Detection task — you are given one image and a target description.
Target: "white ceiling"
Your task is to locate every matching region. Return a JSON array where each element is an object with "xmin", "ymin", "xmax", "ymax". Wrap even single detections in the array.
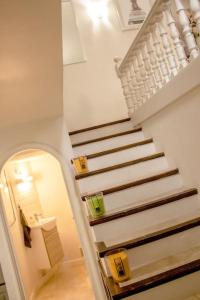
[{"xmin": 0, "ymin": 0, "xmax": 63, "ymax": 129}]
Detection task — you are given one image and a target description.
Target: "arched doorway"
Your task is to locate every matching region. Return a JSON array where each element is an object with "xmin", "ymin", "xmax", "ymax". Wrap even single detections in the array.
[{"xmin": 0, "ymin": 148, "xmax": 94, "ymax": 300}]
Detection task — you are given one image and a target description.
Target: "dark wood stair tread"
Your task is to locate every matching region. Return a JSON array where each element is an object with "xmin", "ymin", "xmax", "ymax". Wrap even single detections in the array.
[
  {"xmin": 75, "ymin": 153, "xmax": 164, "ymax": 180},
  {"xmin": 89, "ymin": 188, "xmax": 198, "ymax": 226},
  {"xmin": 81, "ymin": 169, "xmax": 179, "ymax": 201},
  {"xmin": 72, "ymin": 128, "xmax": 142, "ymax": 147},
  {"xmin": 86, "ymin": 138, "xmax": 153, "ymax": 160},
  {"xmin": 69, "ymin": 118, "xmax": 131, "ymax": 136},
  {"xmin": 96, "ymin": 207, "xmax": 200, "ymax": 258},
  {"xmin": 103, "ymin": 258, "xmax": 200, "ymax": 299}
]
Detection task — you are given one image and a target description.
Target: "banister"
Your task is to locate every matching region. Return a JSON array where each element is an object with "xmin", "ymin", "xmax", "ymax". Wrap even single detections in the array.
[
  {"xmin": 119, "ymin": 0, "xmax": 162, "ymax": 72},
  {"xmin": 116, "ymin": 0, "xmax": 200, "ymax": 120}
]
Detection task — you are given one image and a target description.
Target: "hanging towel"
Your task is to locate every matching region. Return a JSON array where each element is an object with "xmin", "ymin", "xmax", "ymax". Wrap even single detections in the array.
[{"xmin": 19, "ymin": 208, "xmax": 32, "ymax": 248}]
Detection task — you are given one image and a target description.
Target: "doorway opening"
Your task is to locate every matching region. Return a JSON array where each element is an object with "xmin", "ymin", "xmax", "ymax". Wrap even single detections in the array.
[{"xmin": 0, "ymin": 149, "xmax": 94, "ymax": 300}]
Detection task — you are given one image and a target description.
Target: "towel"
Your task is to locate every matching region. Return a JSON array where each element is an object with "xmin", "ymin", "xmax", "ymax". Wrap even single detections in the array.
[{"xmin": 19, "ymin": 208, "xmax": 32, "ymax": 248}]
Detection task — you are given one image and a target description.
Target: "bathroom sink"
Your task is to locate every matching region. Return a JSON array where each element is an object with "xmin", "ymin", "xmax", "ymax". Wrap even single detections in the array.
[{"xmin": 31, "ymin": 216, "xmax": 56, "ymax": 231}]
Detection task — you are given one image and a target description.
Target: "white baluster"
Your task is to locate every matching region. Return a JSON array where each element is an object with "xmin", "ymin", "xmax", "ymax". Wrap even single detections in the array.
[
  {"xmin": 129, "ymin": 60, "xmax": 141, "ymax": 109},
  {"xmin": 114, "ymin": 58, "xmax": 134, "ymax": 116},
  {"xmin": 146, "ymin": 32, "xmax": 163, "ymax": 90},
  {"xmin": 142, "ymin": 37, "xmax": 157, "ymax": 95},
  {"xmin": 132, "ymin": 54, "xmax": 144, "ymax": 106},
  {"xmin": 189, "ymin": 0, "xmax": 200, "ymax": 34},
  {"xmin": 122, "ymin": 67, "xmax": 135, "ymax": 116},
  {"xmin": 126, "ymin": 62, "xmax": 138, "ymax": 110},
  {"xmin": 136, "ymin": 48, "xmax": 150, "ymax": 102},
  {"xmin": 157, "ymin": 13, "xmax": 178, "ymax": 77},
  {"xmin": 151, "ymin": 22, "xmax": 170, "ymax": 83},
  {"xmin": 140, "ymin": 41, "xmax": 153, "ymax": 98},
  {"xmin": 175, "ymin": 0, "xmax": 199, "ymax": 59},
  {"xmin": 164, "ymin": 5, "xmax": 188, "ymax": 68}
]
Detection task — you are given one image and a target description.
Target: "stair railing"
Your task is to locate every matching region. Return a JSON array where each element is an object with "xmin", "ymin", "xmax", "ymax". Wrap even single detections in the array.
[{"xmin": 115, "ymin": 0, "xmax": 200, "ymax": 118}]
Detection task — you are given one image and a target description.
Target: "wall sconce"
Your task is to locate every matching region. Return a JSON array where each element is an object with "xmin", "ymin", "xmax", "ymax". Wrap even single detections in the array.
[
  {"xmin": 15, "ymin": 167, "xmax": 33, "ymax": 183},
  {"xmin": 15, "ymin": 165, "xmax": 33, "ymax": 193}
]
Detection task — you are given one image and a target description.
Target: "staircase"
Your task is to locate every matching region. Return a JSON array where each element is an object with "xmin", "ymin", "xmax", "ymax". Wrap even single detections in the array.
[{"xmin": 69, "ymin": 118, "xmax": 200, "ymax": 300}]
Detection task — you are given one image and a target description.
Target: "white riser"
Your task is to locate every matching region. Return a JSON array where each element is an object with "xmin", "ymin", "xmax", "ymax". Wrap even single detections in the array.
[
  {"xmin": 70, "ymin": 121, "xmax": 134, "ymax": 144},
  {"xmin": 123, "ymin": 271, "xmax": 200, "ymax": 300},
  {"xmin": 73, "ymin": 131, "xmax": 145, "ymax": 156},
  {"xmin": 99, "ymin": 174, "xmax": 183, "ymax": 213},
  {"xmin": 87, "ymin": 143, "xmax": 157, "ymax": 171},
  {"xmin": 78, "ymin": 157, "xmax": 169, "ymax": 194},
  {"xmin": 92, "ymin": 195, "xmax": 200, "ymax": 243},
  {"xmin": 102, "ymin": 226, "xmax": 200, "ymax": 276}
]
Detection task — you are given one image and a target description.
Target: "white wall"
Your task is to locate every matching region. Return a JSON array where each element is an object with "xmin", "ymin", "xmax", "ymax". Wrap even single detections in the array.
[
  {"xmin": 142, "ymin": 85, "xmax": 200, "ymax": 189},
  {"xmin": 0, "ymin": 0, "xmax": 63, "ymax": 129},
  {"xmin": 30, "ymin": 153, "xmax": 82, "ymax": 262},
  {"xmin": 63, "ymin": 0, "xmax": 139, "ymax": 131},
  {"xmin": 0, "ymin": 116, "xmax": 106, "ymax": 300}
]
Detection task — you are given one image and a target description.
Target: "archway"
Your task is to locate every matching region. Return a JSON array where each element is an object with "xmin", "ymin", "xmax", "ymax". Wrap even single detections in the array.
[{"xmin": 0, "ymin": 147, "xmax": 94, "ymax": 300}]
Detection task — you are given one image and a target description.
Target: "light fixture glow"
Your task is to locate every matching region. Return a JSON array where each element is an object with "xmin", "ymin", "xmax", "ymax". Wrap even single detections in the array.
[{"xmin": 85, "ymin": 0, "xmax": 109, "ymax": 23}]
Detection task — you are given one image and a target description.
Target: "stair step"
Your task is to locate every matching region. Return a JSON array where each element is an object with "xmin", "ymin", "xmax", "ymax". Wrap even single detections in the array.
[
  {"xmin": 87, "ymin": 139, "xmax": 156, "ymax": 172},
  {"xmin": 81, "ymin": 169, "xmax": 179, "ymax": 201},
  {"xmin": 70, "ymin": 118, "xmax": 134, "ymax": 145},
  {"xmin": 69, "ymin": 117, "xmax": 131, "ymax": 135},
  {"xmin": 73, "ymin": 129, "xmax": 145, "ymax": 157},
  {"xmin": 79, "ymin": 154, "xmax": 168, "ymax": 194},
  {"xmin": 72, "ymin": 127, "xmax": 142, "ymax": 147},
  {"xmin": 96, "ymin": 206, "xmax": 199, "ymax": 258},
  {"xmin": 76, "ymin": 153, "xmax": 165, "ymax": 180},
  {"xmin": 92, "ymin": 194, "xmax": 200, "ymax": 243},
  {"xmin": 86, "ymin": 138, "xmax": 154, "ymax": 160},
  {"xmin": 102, "ymin": 246, "xmax": 200, "ymax": 299},
  {"xmin": 89, "ymin": 188, "xmax": 198, "ymax": 227}
]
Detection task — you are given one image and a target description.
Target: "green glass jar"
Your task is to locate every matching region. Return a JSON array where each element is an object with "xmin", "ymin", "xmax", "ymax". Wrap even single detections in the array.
[{"xmin": 85, "ymin": 192, "xmax": 105, "ymax": 217}]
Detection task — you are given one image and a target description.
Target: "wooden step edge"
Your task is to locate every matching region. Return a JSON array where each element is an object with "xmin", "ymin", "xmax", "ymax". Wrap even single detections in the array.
[
  {"xmin": 72, "ymin": 127, "xmax": 142, "ymax": 148},
  {"xmin": 105, "ymin": 258, "xmax": 200, "ymax": 299},
  {"xmin": 75, "ymin": 152, "xmax": 165, "ymax": 180},
  {"xmin": 69, "ymin": 118, "xmax": 131, "ymax": 136},
  {"xmin": 86, "ymin": 138, "xmax": 154, "ymax": 160},
  {"xmin": 89, "ymin": 188, "xmax": 198, "ymax": 226},
  {"xmin": 81, "ymin": 169, "xmax": 179, "ymax": 201},
  {"xmin": 96, "ymin": 208, "xmax": 200, "ymax": 258}
]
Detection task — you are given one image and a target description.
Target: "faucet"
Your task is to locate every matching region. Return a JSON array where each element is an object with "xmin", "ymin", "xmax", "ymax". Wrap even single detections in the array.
[{"xmin": 34, "ymin": 213, "xmax": 43, "ymax": 222}]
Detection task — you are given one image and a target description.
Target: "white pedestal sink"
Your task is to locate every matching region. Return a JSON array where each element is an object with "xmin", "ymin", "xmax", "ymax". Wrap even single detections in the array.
[{"xmin": 31, "ymin": 216, "xmax": 56, "ymax": 231}]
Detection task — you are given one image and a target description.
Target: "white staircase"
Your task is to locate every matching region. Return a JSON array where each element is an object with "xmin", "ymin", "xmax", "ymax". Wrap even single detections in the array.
[{"xmin": 69, "ymin": 118, "xmax": 200, "ymax": 300}]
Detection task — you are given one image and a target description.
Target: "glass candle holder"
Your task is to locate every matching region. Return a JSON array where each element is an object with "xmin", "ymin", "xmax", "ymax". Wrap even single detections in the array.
[
  {"xmin": 85, "ymin": 192, "xmax": 105, "ymax": 217},
  {"xmin": 73, "ymin": 156, "xmax": 88, "ymax": 174},
  {"xmin": 106, "ymin": 248, "xmax": 131, "ymax": 283}
]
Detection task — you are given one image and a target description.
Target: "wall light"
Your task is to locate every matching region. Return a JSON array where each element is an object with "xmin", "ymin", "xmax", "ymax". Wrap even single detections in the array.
[
  {"xmin": 15, "ymin": 167, "xmax": 33, "ymax": 183},
  {"xmin": 85, "ymin": 0, "xmax": 109, "ymax": 24},
  {"xmin": 15, "ymin": 165, "xmax": 33, "ymax": 193}
]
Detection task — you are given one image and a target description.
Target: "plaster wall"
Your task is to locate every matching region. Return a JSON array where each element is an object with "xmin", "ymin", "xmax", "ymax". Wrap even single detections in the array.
[
  {"xmin": 63, "ymin": 0, "xmax": 141, "ymax": 131},
  {"xmin": 31, "ymin": 153, "xmax": 82, "ymax": 262},
  {"xmin": 142, "ymin": 85, "xmax": 200, "ymax": 190},
  {"xmin": 0, "ymin": 0, "xmax": 63, "ymax": 129},
  {"xmin": 0, "ymin": 116, "xmax": 105, "ymax": 300}
]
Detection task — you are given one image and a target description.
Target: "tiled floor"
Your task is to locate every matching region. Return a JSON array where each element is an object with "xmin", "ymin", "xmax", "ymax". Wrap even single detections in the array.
[{"xmin": 35, "ymin": 259, "xmax": 95, "ymax": 300}]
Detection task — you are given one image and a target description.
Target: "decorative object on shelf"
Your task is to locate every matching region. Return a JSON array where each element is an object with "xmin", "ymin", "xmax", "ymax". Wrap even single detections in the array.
[
  {"xmin": 72, "ymin": 156, "xmax": 89, "ymax": 174},
  {"xmin": 114, "ymin": 0, "xmax": 151, "ymax": 30},
  {"xmin": 106, "ymin": 248, "xmax": 131, "ymax": 283},
  {"xmin": 85, "ymin": 192, "xmax": 105, "ymax": 217}
]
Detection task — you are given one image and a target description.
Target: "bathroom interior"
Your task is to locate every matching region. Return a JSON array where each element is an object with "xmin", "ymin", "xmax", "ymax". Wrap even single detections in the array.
[{"xmin": 0, "ymin": 149, "xmax": 94, "ymax": 300}]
